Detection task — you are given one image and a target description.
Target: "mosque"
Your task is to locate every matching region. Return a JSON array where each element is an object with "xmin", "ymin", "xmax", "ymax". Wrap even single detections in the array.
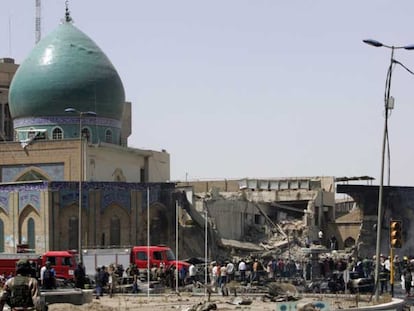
[{"xmin": 0, "ymin": 7, "xmax": 178, "ymax": 254}]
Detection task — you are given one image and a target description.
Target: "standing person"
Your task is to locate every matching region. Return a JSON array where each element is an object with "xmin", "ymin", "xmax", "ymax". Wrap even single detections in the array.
[
  {"xmin": 39, "ymin": 262, "xmax": 47, "ymax": 288},
  {"xmin": 220, "ymin": 263, "xmax": 227, "ymax": 288},
  {"xmin": 403, "ymin": 266, "xmax": 413, "ymax": 297},
  {"xmin": 251, "ymin": 259, "xmax": 259, "ymax": 283},
  {"xmin": 211, "ymin": 262, "xmax": 218, "ymax": 288},
  {"xmin": 0, "ymin": 259, "xmax": 42, "ymax": 311},
  {"xmin": 179, "ymin": 265, "xmax": 187, "ymax": 286},
  {"xmin": 74, "ymin": 262, "xmax": 86, "ymax": 289},
  {"xmin": 226, "ymin": 261, "xmax": 235, "ymax": 282},
  {"xmin": 94, "ymin": 267, "xmax": 103, "ymax": 299},
  {"xmin": 188, "ymin": 263, "xmax": 197, "ymax": 284},
  {"xmin": 394, "ymin": 255, "xmax": 401, "ymax": 280},
  {"xmin": 238, "ymin": 259, "xmax": 246, "ymax": 283},
  {"xmin": 267, "ymin": 259, "xmax": 274, "ymax": 280},
  {"xmin": 42, "ymin": 261, "xmax": 56, "ymax": 290},
  {"xmin": 215, "ymin": 263, "xmax": 222, "ymax": 288},
  {"xmin": 379, "ymin": 257, "xmax": 389, "ymax": 294},
  {"xmin": 318, "ymin": 230, "xmax": 324, "ymax": 245},
  {"xmin": 330, "ymin": 236, "xmax": 337, "ymax": 251},
  {"xmin": 131, "ymin": 267, "xmax": 140, "ymax": 294},
  {"xmin": 107, "ymin": 264, "xmax": 116, "ymax": 298}
]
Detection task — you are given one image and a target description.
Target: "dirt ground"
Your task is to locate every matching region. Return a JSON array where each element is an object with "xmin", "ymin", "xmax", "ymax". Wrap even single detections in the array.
[
  {"xmin": 49, "ymin": 296, "xmax": 275, "ymax": 311},
  {"xmin": 47, "ymin": 294, "xmax": 277, "ymax": 311},
  {"xmin": 46, "ymin": 292, "xmax": 395, "ymax": 311}
]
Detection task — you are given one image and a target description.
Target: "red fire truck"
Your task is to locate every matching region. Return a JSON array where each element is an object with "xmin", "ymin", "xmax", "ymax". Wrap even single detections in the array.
[
  {"xmin": 82, "ymin": 245, "xmax": 190, "ymax": 278},
  {"xmin": 0, "ymin": 250, "xmax": 77, "ymax": 281}
]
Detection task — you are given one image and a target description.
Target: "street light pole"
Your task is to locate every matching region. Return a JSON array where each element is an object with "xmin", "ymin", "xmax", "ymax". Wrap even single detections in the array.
[
  {"xmin": 363, "ymin": 39, "xmax": 414, "ymax": 302},
  {"xmin": 204, "ymin": 199, "xmax": 208, "ymax": 298},
  {"xmin": 65, "ymin": 108, "xmax": 97, "ymax": 263}
]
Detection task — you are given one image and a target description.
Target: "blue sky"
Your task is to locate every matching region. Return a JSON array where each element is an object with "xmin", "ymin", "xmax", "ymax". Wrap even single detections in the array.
[{"xmin": 2, "ymin": 1, "xmax": 414, "ymax": 185}]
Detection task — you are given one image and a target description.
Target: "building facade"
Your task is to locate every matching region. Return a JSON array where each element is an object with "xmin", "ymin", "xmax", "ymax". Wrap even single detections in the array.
[{"xmin": 0, "ymin": 9, "xmax": 174, "ymax": 254}]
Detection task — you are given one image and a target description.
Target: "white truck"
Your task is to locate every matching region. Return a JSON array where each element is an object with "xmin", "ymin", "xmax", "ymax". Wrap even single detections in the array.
[{"xmin": 82, "ymin": 248, "xmax": 131, "ymax": 278}]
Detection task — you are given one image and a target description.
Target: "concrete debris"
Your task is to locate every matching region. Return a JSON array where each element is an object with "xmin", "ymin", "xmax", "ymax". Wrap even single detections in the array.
[
  {"xmin": 183, "ymin": 302, "xmax": 217, "ymax": 311},
  {"xmin": 220, "ymin": 239, "xmax": 263, "ymax": 251},
  {"xmin": 260, "ymin": 239, "xmax": 288, "ymax": 251},
  {"xmin": 226, "ymin": 297, "xmax": 253, "ymax": 305},
  {"xmin": 262, "ymin": 282, "xmax": 300, "ymax": 302},
  {"xmin": 266, "ymin": 282, "xmax": 298, "ymax": 298}
]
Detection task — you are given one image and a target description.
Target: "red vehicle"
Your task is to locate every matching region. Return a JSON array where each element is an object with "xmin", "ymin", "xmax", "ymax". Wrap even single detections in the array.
[
  {"xmin": 39, "ymin": 250, "xmax": 77, "ymax": 281},
  {"xmin": 0, "ymin": 253, "xmax": 40, "ymax": 278},
  {"xmin": 82, "ymin": 245, "xmax": 190, "ymax": 278},
  {"xmin": 131, "ymin": 245, "xmax": 190, "ymax": 271},
  {"xmin": 0, "ymin": 250, "xmax": 77, "ymax": 281}
]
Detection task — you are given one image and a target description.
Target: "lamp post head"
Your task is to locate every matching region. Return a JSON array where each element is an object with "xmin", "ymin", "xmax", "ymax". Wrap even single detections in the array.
[
  {"xmin": 363, "ymin": 39, "xmax": 383, "ymax": 47},
  {"xmin": 65, "ymin": 108, "xmax": 97, "ymax": 117},
  {"xmin": 83, "ymin": 111, "xmax": 97, "ymax": 117},
  {"xmin": 363, "ymin": 39, "xmax": 414, "ymax": 50},
  {"xmin": 65, "ymin": 107, "xmax": 78, "ymax": 113}
]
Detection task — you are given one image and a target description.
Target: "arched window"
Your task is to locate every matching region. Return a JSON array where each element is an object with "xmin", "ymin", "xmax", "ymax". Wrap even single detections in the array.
[
  {"xmin": 110, "ymin": 216, "xmax": 120, "ymax": 246},
  {"xmin": 68, "ymin": 217, "xmax": 78, "ymax": 250},
  {"xmin": 81, "ymin": 128, "xmax": 91, "ymax": 142},
  {"xmin": 0, "ymin": 219, "xmax": 4, "ymax": 252},
  {"xmin": 28, "ymin": 218, "xmax": 35, "ymax": 250},
  {"xmin": 4, "ymin": 104, "xmax": 13, "ymax": 140},
  {"xmin": 52, "ymin": 127, "xmax": 63, "ymax": 140},
  {"xmin": 105, "ymin": 129, "xmax": 112, "ymax": 143}
]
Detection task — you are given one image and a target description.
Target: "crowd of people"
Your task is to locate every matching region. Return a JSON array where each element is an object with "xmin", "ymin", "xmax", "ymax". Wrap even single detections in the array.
[
  {"xmin": 141, "ymin": 252, "xmax": 414, "ymax": 297},
  {"xmin": 1, "ymin": 250, "xmax": 413, "ymax": 310}
]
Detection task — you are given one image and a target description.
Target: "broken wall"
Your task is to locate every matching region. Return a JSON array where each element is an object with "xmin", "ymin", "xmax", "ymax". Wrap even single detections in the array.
[{"xmin": 337, "ymin": 184, "xmax": 414, "ymax": 258}]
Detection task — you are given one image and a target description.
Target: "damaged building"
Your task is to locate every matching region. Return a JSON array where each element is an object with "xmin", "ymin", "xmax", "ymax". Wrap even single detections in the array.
[
  {"xmin": 337, "ymin": 183, "xmax": 414, "ymax": 258},
  {"xmin": 175, "ymin": 176, "xmax": 365, "ymax": 260}
]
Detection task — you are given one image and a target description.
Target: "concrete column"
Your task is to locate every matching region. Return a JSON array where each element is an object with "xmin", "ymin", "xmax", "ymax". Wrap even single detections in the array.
[
  {"xmin": 11, "ymin": 191, "xmax": 19, "ymax": 253},
  {"xmin": 131, "ymin": 190, "xmax": 138, "ymax": 245},
  {"xmin": 94, "ymin": 189, "xmax": 101, "ymax": 246},
  {"xmin": 52, "ymin": 191, "xmax": 60, "ymax": 250}
]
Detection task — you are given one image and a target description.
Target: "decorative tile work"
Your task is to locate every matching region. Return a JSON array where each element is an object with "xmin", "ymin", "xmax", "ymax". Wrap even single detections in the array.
[
  {"xmin": 0, "ymin": 182, "xmax": 48, "ymax": 192},
  {"xmin": 102, "ymin": 191, "xmax": 130, "ymax": 211},
  {"xmin": 1, "ymin": 163, "xmax": 64, "ymax": 182},
  {"xmin": 60, "ymin": 189, "xmax": 88, "ymax": 209},
  {"xmin": 0, "ymin": 193, "xmax": 9, "ymax": 213},
  {"xmin": 14, "ymin": 116, "xmax": 121, "ymax": 128},
  {"xmin": 19, "ymin": 191, "xmax": 40, "ymax": 213},
  {"xmin": 0, "ymin": 181, "xmax": 175, "ymax": 214}
]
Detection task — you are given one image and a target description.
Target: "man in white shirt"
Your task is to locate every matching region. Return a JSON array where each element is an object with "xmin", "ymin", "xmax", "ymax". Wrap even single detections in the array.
[
  {"xmin": 211, "ymin": 263, "xmax": 218, "ymax": 287},
  {"xmin": 189, "ymin": 264, "xmax": 197, "ymax": 284},
  {"xmin": 39, "ymin": 262, "xmax": 48, "ymax": 288},
  {"xmin": 318, "ymin": 230, "xmax": 323, "ymax": 245},
  {"xmin": 226, "ymin": 261, "xmax": 235, "ymax": 282},
  {"xmin": 238, "ymin": 259, "xmax": 246, "ymax": 283}
]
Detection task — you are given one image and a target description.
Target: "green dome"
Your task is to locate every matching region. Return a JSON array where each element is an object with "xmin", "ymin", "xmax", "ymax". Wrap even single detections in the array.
[{"xmin": 9, "ymin": 21, "xmax": 125, "ymax": 121}]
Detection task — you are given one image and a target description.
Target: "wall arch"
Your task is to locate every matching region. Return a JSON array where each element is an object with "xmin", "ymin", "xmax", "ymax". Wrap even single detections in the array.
[
  {"xmin": 0, "ymin": 219, "xmax": 4, "ymax": 252},
  {"xmin": 59, "ymin": 203, "xmax": 85, "ymax": 250},
  {"xmin": 142, "ymin": 203, "xmax": 169, "ymax": 246},
  {"xmin": 100, "ymin": 204, "xmax": 130, "ymax": 247},
  {"xmin": 18, "ymin": 205, "xmax": 40, "ymax": 250},
  {"xmin": 0, "ymin": 209, "xmax": 9, "ymax": 252},
  {"xmin": 344, "ymin": 236, "xmax": 356, "ymax": 248},
  {"xmin": 14, "ymin": 167, "xmax": 51, "ymax": 182}
]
